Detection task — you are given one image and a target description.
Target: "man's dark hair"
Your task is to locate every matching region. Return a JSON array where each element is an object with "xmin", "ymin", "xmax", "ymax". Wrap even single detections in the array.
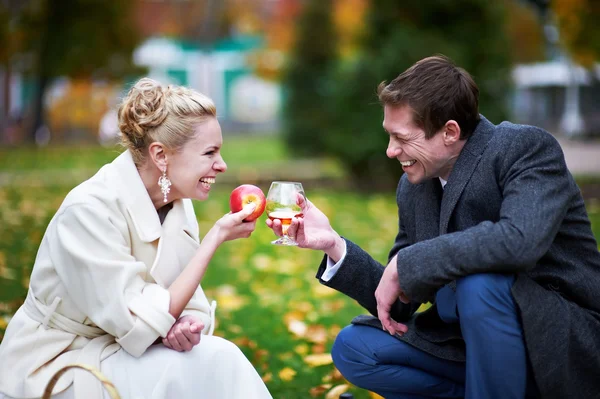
[{"xmin": 377, "ymin": 55, "xmax": 480, "ymax": 140}]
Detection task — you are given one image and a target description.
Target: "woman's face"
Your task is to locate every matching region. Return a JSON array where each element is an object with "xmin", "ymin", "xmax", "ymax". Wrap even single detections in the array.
[{"xmin": 167, "ymin": 117, "xmax": 227, "ymax": 201}]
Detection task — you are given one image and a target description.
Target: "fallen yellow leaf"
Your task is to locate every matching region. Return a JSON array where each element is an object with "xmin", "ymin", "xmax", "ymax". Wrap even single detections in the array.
[
  {"xmin": 322, "ymin": 367, "xmax": 344, "ymax": 383},
  {"xmin": 309, "ymin": 384, "xmax": 332, "ymax": 397},
  {"xmin": 214, "ymin": 285, "xmax": 248, "ymax": 312},
  {"xmin": 231, "ymin": 336, "xmax": 257, "ymax": 349},
  {"xmin": 312, "ymin": 283, "xmax": 337, "ymax": 298},
  {"xmin": 278, "ymin": 367, "xmax": 297, "ymax": 382},
  {"xmin": 294, "ymin": 343, "xmax": 309, "ymax": 356},
  {"xmin": 325, "ymin": 384, "xmax": 350, "ymax": 399},
  {"xmin": 284, "ymin": 310, "xmax": 306, "ymax": 324},
  {"xmin": 277, "ymin": 352, "xmax": 294, "ymax": 361},
  {"xmin": 312, "ymin": 343, "xmax": 326, "ymax": 354},
  {"xmin": 288, "ymin": 319, "xmax": 308, "ymax": 338},
  {"xmin": 262, "ymin": 372, "xmax": 272, "ymax": 383},
  {"xmin": 304, "ymin": 353, "xmax": 333, "ymax": 367},
  {"xmin": 251, "ymin": 253, "xmax": 273, "ymax": 271},
  {"xmin": 306, "ymin": 324, "xmax": 328, "ymax": 344}
]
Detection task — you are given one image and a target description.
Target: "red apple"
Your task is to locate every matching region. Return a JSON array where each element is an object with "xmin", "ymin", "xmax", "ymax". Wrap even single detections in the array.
[{"xmin": 229, "ymin": 184, "xmax": 266, "ymax": 222}]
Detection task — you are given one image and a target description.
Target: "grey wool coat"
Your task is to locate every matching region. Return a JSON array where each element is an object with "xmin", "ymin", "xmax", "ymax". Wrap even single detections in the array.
[{"xmin": 316, "ymin": 117, "xmax": 600, "ymax": 398}]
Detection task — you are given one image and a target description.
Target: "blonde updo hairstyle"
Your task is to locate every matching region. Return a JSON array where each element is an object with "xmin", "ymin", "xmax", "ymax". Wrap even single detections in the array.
[{"xmin": 118, "ymin": 78, "xmax": 216, "ymax": 166}]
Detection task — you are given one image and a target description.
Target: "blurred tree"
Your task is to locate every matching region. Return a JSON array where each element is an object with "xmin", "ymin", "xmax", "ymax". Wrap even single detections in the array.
[
  {"xmin": 134, "ymin": 0, "xmax": 226, "ymax": 42},
  {"xmin": 505, "ymin": 0, "xmax": 546, "ymax": 62},
  {"xmin": 281, "ymin": 0, "xmax": 337, "ymax": 156},
  {"xmin": 16, "ymin": 0, "xmax": 141, "ymax": 142},
  {"xmin": 552, "ymin": 0, "xmax": 600, "ymax": 67},
  {"xmin": 0, "ymin": 0, "xmax": 28, "ymax": 137},
  {"xmin": 253, "ymin": 0, "xmax": 301, "ymax": 81},
  {"xmin": 306, "ymin": 0, "xmax": 512, "ymax": 190},
  {"xmin": 255, "ymin": 0, "xmax": 367, "ymax": 81},
  {"xmin": 333, "ymin": 0, "xmax": 368, "ymax": 60}
]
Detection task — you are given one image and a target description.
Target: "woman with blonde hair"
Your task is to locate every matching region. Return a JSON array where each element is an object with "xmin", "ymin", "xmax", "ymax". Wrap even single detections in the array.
[{"xmin": 0, "ymin": 78, "xmax": 272, "ymax": 399}]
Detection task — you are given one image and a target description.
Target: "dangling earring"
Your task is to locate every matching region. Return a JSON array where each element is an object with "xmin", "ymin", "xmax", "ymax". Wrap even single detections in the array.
[{"xmin": 158, "ymin": 166, "xmax": 172, "ymax": 203}]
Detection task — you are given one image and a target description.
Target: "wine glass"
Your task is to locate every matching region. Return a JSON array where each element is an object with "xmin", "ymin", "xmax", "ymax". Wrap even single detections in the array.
[{"xmin": 266, "ymin": 181, "xmax": 305, "ymax": 246}]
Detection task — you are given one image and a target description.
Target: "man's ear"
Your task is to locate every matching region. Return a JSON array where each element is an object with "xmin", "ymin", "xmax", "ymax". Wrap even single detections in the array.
[
  {"xmin": 148, "ymin": 142, "xmax": 168, "ymax": 171},
  {"xmin": 443, "ymin": 120, "xmax": 461, "ymax": 145}
]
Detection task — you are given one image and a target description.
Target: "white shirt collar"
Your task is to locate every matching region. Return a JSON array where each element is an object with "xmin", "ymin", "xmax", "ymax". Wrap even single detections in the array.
[{"xmin": 439, "ymin": 177, "xmax": 447, "ymax": 188}]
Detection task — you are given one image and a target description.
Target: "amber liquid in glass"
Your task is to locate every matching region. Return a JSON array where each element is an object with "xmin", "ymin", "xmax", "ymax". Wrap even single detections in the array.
[{"xmin": 267, "ymin": 210, "xmax": 304, "ymax": 235}]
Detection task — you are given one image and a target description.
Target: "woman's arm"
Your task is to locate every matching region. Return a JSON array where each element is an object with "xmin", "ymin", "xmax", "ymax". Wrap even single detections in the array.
[{"xmin": 167, "ymin": 205, "xmax": 257, "ymax": 319}]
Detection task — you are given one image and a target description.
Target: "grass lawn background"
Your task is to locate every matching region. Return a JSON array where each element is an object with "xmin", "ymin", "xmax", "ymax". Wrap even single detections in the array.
[{"xmin": 1, "ymin": 137, "xmax": 598, "ymax": 398}]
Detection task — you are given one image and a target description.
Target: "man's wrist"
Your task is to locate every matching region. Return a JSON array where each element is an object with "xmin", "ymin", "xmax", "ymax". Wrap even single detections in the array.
[{"xmin": 324, "ymin": 234, "xmax": 345, "ymax": 263}]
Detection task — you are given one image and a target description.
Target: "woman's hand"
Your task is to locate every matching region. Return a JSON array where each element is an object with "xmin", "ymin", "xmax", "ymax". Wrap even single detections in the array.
[
  {"xmin": 209, "ymin": 204, "xmax": 258, "ymax": 244},
  {"xmin": 162, "ymin": 315, "xmax": 204, "ymax": 352}
]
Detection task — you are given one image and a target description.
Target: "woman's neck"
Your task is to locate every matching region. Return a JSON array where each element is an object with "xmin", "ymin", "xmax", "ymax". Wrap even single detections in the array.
[{"xmin": 138, "ymin": 162, "xmax": 172, "ymax": 210}]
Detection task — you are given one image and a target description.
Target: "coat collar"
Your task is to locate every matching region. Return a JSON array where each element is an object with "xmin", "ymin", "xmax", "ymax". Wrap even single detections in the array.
[
  {"xmin": 107, "ymin": 150, "xmax": 197, "ymax": 242},
  {"xmin": 439, "ymin": 116, "xmax": 495, "ymax": 234}
]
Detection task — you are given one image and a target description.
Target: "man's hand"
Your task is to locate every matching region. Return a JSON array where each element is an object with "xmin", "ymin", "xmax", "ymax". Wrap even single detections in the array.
[
  {"xmin": 266, "ymin": 195, "xmax": 343, "ymax": 258},
  {"xmin": 163, "ymin": 315, "xmax": 204, "ymax": 352},
  {"xmin": 375, "ymin": 254, "xmax": 409, "ymax": 336}
]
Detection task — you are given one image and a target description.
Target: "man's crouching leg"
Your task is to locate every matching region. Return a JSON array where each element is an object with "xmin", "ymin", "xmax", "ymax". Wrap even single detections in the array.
[
  {"xmin": 332, "ymin": 324, "xmax": 465, "ymax": 398},
  {"xmin": 455, "ymin": 273, "xmax": 539, "ymax": 398}
]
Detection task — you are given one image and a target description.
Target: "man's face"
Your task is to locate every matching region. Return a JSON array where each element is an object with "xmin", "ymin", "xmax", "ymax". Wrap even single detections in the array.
[{"xmin": 383, "ymin": 105, "xmax": 454, "ymax": 184}]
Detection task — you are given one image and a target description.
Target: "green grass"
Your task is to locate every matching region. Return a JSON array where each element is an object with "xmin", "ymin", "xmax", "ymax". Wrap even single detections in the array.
[
  {"xmin": 1, "ymin": 181, "xmax": 600, "ymax": 398},
  {"xmin": 0, "ymin": 135, "xmax": 289, "ymax": 172},
  {"xmin": 0, "ymin": 138, "xmax": 345, "ymax": 189},
  {"xmin": 221, "ymin": 134, "xmax": 290, "ymax": 166},
  {"xmin": 1, "ymin": 140, "xmax": 599, "ymax": 398},
  {"xmin": 0, "ymin": 183, "xmax": 398, "ymax": 398}
]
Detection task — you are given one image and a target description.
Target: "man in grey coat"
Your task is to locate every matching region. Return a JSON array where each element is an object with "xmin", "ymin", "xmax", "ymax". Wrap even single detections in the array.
[{"xmin": 268, "ymin": 55, "xmax": 600, "ymax": 398}]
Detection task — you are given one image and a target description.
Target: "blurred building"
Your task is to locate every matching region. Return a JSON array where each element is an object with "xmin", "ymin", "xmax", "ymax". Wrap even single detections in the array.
[
  {"xmin": 512, "ymin": 62, "xmax": 600, "ymax": 138},
  {"xmin": 132, "ymin": 36, "xmax": 282, "ymax": 134}
]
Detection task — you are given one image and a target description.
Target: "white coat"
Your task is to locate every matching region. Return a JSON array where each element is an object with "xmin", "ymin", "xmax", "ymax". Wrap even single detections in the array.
[{"xmin": 0, "ymin": 151, "xmax": 267, "ymax": 399}]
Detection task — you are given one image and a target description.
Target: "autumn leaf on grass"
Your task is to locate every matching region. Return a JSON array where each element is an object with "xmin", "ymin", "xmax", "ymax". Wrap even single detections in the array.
[
  {"xmin": 291, "ymin": 301, "xmax": 314, "ymax": 313},
  {"xmin": 277, "ymin": 352, "xmax": 294, "ymax": 361},
  {"xmin": 294, "ymin": 343, "xmax": 309, "ymax": 356},
  {"xmin": 304, "ymin": 353, "xmax": 333, "ymax": 367},
  {"xmin": 322, "ymin": 367, "xmax": 344, "ymax": 383},
  {"xmin": 278, "ymin": 367, "xmax": 297, "ymax": 381},
  {"xmin": 213, "ymin": 285, "xmax": 248, "ymax": 312},
  {"xmin": 305, "ymin": 324, "xmax": 328, "ymax": 344},
  {"xmin": 285, "ymin": 310, "xmax": 308, "ymax": 338},
  {"xmin": 231, "ymin": 336, "xmax": 257, "ymax": 349},
  {"xmin": 312, "ymin": 283, "xmax": 337, "ymax": 298},
  {"xmin": 309, "ymin": 384, "xmax": 332, "ymax": 397},
  {"xmin": 325, "ymin": 384, "xmax": 350, "ymax": 399},
  {"xmin": 311, "ymin": 343, "xmax": 326, "ymax": 354},
  {"xmin": 0, "ymin": 252, "xmax": 15, "ymax": 280},
  {"xmin": 262, "ymin": 372, "xmax": 273, "ymax": 383},
  {"xmin": 251, "ymin": 254, "xmax": 274, "ymax": 272}
]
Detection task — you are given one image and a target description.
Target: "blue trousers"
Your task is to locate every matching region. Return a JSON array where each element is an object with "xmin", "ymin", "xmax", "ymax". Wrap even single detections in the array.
[{"xmin": 332, "ymin": 273, "xmax": 538, "ymax": 399}]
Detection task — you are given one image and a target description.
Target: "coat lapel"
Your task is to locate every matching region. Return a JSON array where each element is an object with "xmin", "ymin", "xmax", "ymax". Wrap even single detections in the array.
[
  {"xmin": 149, "ymin": 200, "xmax": 200, "ymax": 287},
  {"xmin": 107, "ymin": 150, "xmax": 200, "ymax": 287},
  {"xmin": 439, "ymin": 117, "xmax": 495, "ymax": 235},
  {"xmin": 415, "ymin": 179, "xmax": 444, "ymax": 242}
]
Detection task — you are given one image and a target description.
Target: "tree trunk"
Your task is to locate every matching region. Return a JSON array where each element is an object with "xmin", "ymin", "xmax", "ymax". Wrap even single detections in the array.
[
  {"xmin": 30, "ymin": 73, "xmax": 49, "ymax": 143},
  {"xmin": 1, "ymin": 62, "xmax": 9, "ymax": 143}
]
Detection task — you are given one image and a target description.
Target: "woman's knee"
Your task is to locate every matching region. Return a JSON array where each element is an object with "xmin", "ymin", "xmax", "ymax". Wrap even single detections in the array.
[
  {"xmin": 191, "ymin": 335, "xmax": 246, "ymax": 363},
  {"xmin": 455, "ymin": 273, "xmax": 516, "ymax": 322}
]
